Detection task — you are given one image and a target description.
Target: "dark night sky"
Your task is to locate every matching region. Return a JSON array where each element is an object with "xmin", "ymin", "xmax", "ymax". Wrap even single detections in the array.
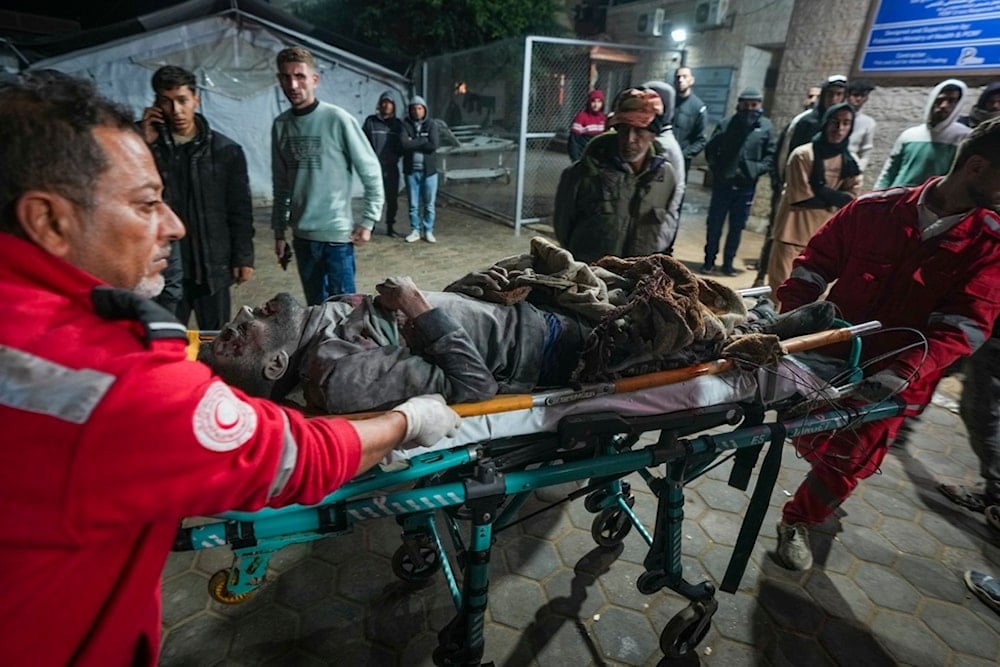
[{"xmin": 5, "ymin": 1, "xmax": 191, "ymax": 30}]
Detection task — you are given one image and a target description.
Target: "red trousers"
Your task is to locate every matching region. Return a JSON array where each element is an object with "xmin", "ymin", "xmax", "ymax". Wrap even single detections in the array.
[{"xmin": 782, "ymin": 414, "xmax": 906, "ymax": 525}]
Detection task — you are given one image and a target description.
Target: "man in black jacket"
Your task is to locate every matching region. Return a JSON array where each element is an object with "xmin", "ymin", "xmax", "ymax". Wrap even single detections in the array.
[
  {"xmin": 672, "ymin": 66, "xmax": 709, "ymax": 177},
  {"xmin": 140, "ymin": 65, "xmax": 254, "ymax": 329},
  {"xmin": 701, "ymin": 88, "xmax": 775, "ymax": 276},
  {"xmin": 363, "ymin": 90, "xmax": 404, "ymax": 237}
]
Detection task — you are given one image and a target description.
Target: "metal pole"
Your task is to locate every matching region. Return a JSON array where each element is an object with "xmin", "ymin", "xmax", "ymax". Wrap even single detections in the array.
[{"xmin": 513, "ymin": 36, "xmax": 534, "ymax": 236}]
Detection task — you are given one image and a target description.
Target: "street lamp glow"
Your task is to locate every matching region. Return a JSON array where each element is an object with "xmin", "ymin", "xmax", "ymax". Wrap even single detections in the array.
[{"xmin": 671, "ymin": 27, "xmax": 687, "ymax": 43}]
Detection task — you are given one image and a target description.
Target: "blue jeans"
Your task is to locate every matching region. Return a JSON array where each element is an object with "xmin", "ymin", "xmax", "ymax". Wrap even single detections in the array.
[
  {"xmin": 704, "ymin": 185, "xmax": 756, "ymax": 269},
  {"xmin": 292, "ymin": 237, "xmax": 356, "ymax": 305},
  {"xmin": 406, "ymin": 171, "xmax": 438, "ymax": 233}
]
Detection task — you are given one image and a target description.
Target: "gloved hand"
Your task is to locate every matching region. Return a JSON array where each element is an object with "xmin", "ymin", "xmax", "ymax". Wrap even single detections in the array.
[
  {"xmin": 391, "ymin": 394, "xmax": 462, "ymax": 447},
  {"xmin": 855, "ymin": 370, "xmax": 909, "ymax": 403}
]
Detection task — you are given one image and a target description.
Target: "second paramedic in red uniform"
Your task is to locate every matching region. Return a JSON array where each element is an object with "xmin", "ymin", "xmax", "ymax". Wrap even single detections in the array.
[
  {"xmin": 773, "ymin": 116, "xmax": 1000, "ymax": 571},
  {"xmin": 0, "ymin": 72, "xmax": 459, "ymax": 666}
]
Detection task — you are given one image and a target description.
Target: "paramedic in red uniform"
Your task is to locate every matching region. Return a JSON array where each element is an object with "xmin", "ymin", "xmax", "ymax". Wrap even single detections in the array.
[
  {"xmin": 0, "ymin": 72, "xmax": 459, "ymax": 666},
  {"xmin": 772, "ymin": 116, "xmax": 1000, "ymax": 571}
]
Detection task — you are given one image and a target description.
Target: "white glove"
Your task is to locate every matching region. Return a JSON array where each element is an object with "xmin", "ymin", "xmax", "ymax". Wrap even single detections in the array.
[
  {"xmin": 855, "ymin": 370, "xmax": 908, "ymax": 403},
  {"xmin": 391, "ymin": 394, "xmax": 462, "ymax": 447}
]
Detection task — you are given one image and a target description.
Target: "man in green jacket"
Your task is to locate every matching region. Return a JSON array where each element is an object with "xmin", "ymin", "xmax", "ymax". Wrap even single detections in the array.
[
  {"xmin": 553, "ymin": 87, "xmax": 679, "ymax": 263},
  {"xmin": 271, "ymin": 46, "xmax": 384, "ymax": 305}
]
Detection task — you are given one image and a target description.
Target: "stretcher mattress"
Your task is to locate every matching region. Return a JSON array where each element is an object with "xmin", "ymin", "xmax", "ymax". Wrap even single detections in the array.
[{"xmin": 388, "ymin": 355, "xmax": 832, "ymax": 463}]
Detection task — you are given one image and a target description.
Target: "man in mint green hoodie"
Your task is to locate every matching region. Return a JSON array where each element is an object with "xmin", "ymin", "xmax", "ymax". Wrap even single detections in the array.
[
  {"xmin": 271, "ymin": 47, "xmax": 385, "ymax": 305},
  {"xmin": 875, "ymin": 79, "xmax": 969, "ymax": 189}
]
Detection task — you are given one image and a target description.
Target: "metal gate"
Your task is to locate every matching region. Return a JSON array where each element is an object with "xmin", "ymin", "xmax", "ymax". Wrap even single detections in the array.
[{"xmin": 416, "ymin": 36, "xmax": 674, "ymax": 234}]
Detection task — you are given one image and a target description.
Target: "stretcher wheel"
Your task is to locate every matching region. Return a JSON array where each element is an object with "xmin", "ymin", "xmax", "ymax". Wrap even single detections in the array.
[
  {"xmin": 392, "ymin": 543, "xmax": 441, "ymax": 583},
  {"xmin": 660, "ymin": 598, "xmax": 717, "ymax": 658},
  {"xmin": 590, "ymin": 507, "xmax": 633, "ymax": 547},
  {"xmin": 207, "ymin": 569, "xmax": 256, "ymax": 605},
  {"xmin": 584, "ymin": 482, "xmax": 633, "ymax": 513}
]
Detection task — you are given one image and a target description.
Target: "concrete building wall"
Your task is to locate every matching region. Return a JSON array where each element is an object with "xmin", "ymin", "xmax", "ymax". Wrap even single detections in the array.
[
  {"xmin": 605, "ymin": 0, "xmax": 999, "ymax": 206},
  {"xmin": 607, "ymin": 0, "xmax": 794, "ymax": 127}
]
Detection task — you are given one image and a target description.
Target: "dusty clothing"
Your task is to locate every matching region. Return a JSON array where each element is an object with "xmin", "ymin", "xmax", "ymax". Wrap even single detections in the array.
[
  {"xmin": 768, "ymin": 142, "xmax": 862, "ymax": 295},
  {"xmin": 444, "ymin": 237, "xmax": 752, "ymax": 383},
  {"xmin": 553, "ymin": 132, "xmax": 678, "ymax": 263},
  {"xmin": 297, "ymin": 292, "xmax": 563, "ymax": 413},
  {"xmin": 575, "ymin": 253, "xmax": 749, "ymax": 381},
  {"xmin": 0, "ymin": 235, "xmax": 363, "ymax": 666}
]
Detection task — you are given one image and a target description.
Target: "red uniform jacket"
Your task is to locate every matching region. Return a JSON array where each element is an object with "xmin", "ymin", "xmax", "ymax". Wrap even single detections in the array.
[
  {"xmin": 777, "ymin": 178, "xmax": 1000, "ymax": 411},
  {"xmin": 0, "ymin": 236, "xmax": 362, "ymax": 665}
]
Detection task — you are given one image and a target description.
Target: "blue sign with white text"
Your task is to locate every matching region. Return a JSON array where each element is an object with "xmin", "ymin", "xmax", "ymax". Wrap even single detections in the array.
[{"xmin": 858, "ymin": 0, "xmax": 1000, "ymax": 74}]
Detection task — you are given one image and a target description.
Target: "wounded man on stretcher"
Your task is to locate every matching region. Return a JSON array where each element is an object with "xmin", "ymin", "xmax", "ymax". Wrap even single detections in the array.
[{"xmin": 200, "ymin": 237, "xmax": 836, "ymax": 415}]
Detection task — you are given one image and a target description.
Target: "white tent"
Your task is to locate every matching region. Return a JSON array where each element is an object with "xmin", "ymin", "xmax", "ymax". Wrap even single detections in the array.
[{"xmin": 27, "ymin": 0, "xmax": 411, "ymax": 204}]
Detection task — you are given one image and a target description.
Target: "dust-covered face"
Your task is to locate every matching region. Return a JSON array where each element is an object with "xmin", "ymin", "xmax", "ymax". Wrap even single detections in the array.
[{"xmin": 201, "ymin": 292, "xmax": 305, "ymax": 397}]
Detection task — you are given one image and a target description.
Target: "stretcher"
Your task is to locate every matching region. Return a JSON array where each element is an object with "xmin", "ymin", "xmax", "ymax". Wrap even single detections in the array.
[
  {"xmin": 436, "ymin": 121, "xmax": 515, "ymax": 185},
  {"xmin": 174, "ymin": 317, "xmax": 907, "ymax": 664}
]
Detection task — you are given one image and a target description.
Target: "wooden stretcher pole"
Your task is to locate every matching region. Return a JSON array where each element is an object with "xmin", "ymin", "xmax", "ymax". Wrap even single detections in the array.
[
  {"xmin": 448, "ymin": 320, "xmax": 882, "ymax": 418},
  {"xmin": 779, "ymin": 321, "xmax": 881, "ymax": 354}
]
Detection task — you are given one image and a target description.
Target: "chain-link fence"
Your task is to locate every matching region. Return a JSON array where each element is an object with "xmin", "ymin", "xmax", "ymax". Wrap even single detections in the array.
[{"xmin": 417, "ymin": 36, "xmax": 669, "ymax": 234}]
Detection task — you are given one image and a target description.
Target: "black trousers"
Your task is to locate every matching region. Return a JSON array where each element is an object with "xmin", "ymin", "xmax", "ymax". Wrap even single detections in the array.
[{"xmin": 382, "ymin": 165, "xmax": 400, "ymax": 230}]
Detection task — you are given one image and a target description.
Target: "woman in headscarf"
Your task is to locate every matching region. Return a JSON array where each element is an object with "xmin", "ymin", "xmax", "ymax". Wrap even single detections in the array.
[{"xmin": 767, "ymin": 102, "xmax": 862, "ymax": 301}]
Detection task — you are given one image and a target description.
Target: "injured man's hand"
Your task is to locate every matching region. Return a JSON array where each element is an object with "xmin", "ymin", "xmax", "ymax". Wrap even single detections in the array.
[{"xmin": 375, "ymin": 276, "xmax": 434, "ymax": 319}]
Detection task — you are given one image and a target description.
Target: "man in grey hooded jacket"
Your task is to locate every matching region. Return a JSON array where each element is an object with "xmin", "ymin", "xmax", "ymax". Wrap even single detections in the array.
[{"xmin": 401, "ymin": 96, "xmax": 440, "ymax": 243}]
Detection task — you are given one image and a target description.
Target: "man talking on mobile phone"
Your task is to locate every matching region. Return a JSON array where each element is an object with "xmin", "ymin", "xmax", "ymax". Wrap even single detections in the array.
[{"xmin": 139, "ymin": 65, "xmax": 255, "ymax": 329}]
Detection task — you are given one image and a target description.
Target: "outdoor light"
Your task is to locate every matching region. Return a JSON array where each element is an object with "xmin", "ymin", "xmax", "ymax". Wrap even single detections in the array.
[{"xmin": 671, "ymin": 27, "xmax": 688, "ymax": 43}]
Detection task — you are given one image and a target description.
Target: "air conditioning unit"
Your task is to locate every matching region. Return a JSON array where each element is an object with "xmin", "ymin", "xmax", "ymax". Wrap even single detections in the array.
[
  {"xmin": 694, "ymin": 0, "xmax": 729, "ymax": 27},
  {"xmin": 637, "ymin": 8, "xmax": 666, "ymax": 36}
]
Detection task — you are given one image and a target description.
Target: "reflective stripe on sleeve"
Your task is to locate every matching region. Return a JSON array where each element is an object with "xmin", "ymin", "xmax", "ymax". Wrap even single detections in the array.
[
  {"xmin": 789, "ymin": 266, "xmax": 828, "ymax": 292},
  {"xmin": 0, "ymin": 344, "xmax": 114, "ymax": 424},
  {"xmin": 267, "ymin": 410, "xmax": 300, "ymax": 500},
  {"xmin": 928, "ymin": 311, "xmax": 986, "ymax": 351}
]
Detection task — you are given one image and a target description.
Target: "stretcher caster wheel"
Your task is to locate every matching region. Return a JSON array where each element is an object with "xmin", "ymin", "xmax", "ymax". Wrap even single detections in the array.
[
  {"xmin": 584, "ymin": 482, "xmax": 632, "ymax": 513},
  {"xmin": 591, "ymin": 506, "xmax": 634, "ymax": 547},
  {"xmin": 392, "ymin": 543, "xmax": 441, "ymax": 584},
  {"xmin": 660, "ymin": 598, "xmax": 718, "ymax": 658},
  {"xmin": 207, "ymin": 569, "xmax": 256, "ymax": 605}
]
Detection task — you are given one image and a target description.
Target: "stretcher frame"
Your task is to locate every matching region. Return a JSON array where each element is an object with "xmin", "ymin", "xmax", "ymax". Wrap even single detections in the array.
[{"xmin": 174, "ymin": 320, "xmax": 906, "ymax": 664}]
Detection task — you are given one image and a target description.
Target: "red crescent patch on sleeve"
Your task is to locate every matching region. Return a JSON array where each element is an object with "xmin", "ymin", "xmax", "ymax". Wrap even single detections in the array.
[{"xmin": 192, "ymin": 382, "xmax": 259, "ymax": 452}]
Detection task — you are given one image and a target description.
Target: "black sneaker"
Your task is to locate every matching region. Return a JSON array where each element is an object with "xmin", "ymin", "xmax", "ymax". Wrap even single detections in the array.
[
  {"xmin": 699, "ymin": 263, "xmax": 715, "ymax": 275},
  {"xmin": 721, "ymin": 266, "xmax": 740, "ymax": 277}
]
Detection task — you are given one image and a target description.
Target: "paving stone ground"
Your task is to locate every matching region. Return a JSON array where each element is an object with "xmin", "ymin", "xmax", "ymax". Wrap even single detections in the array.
[{"xmin": 160, "ymin": 184, "xmax": 999, "ymax": 666}]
